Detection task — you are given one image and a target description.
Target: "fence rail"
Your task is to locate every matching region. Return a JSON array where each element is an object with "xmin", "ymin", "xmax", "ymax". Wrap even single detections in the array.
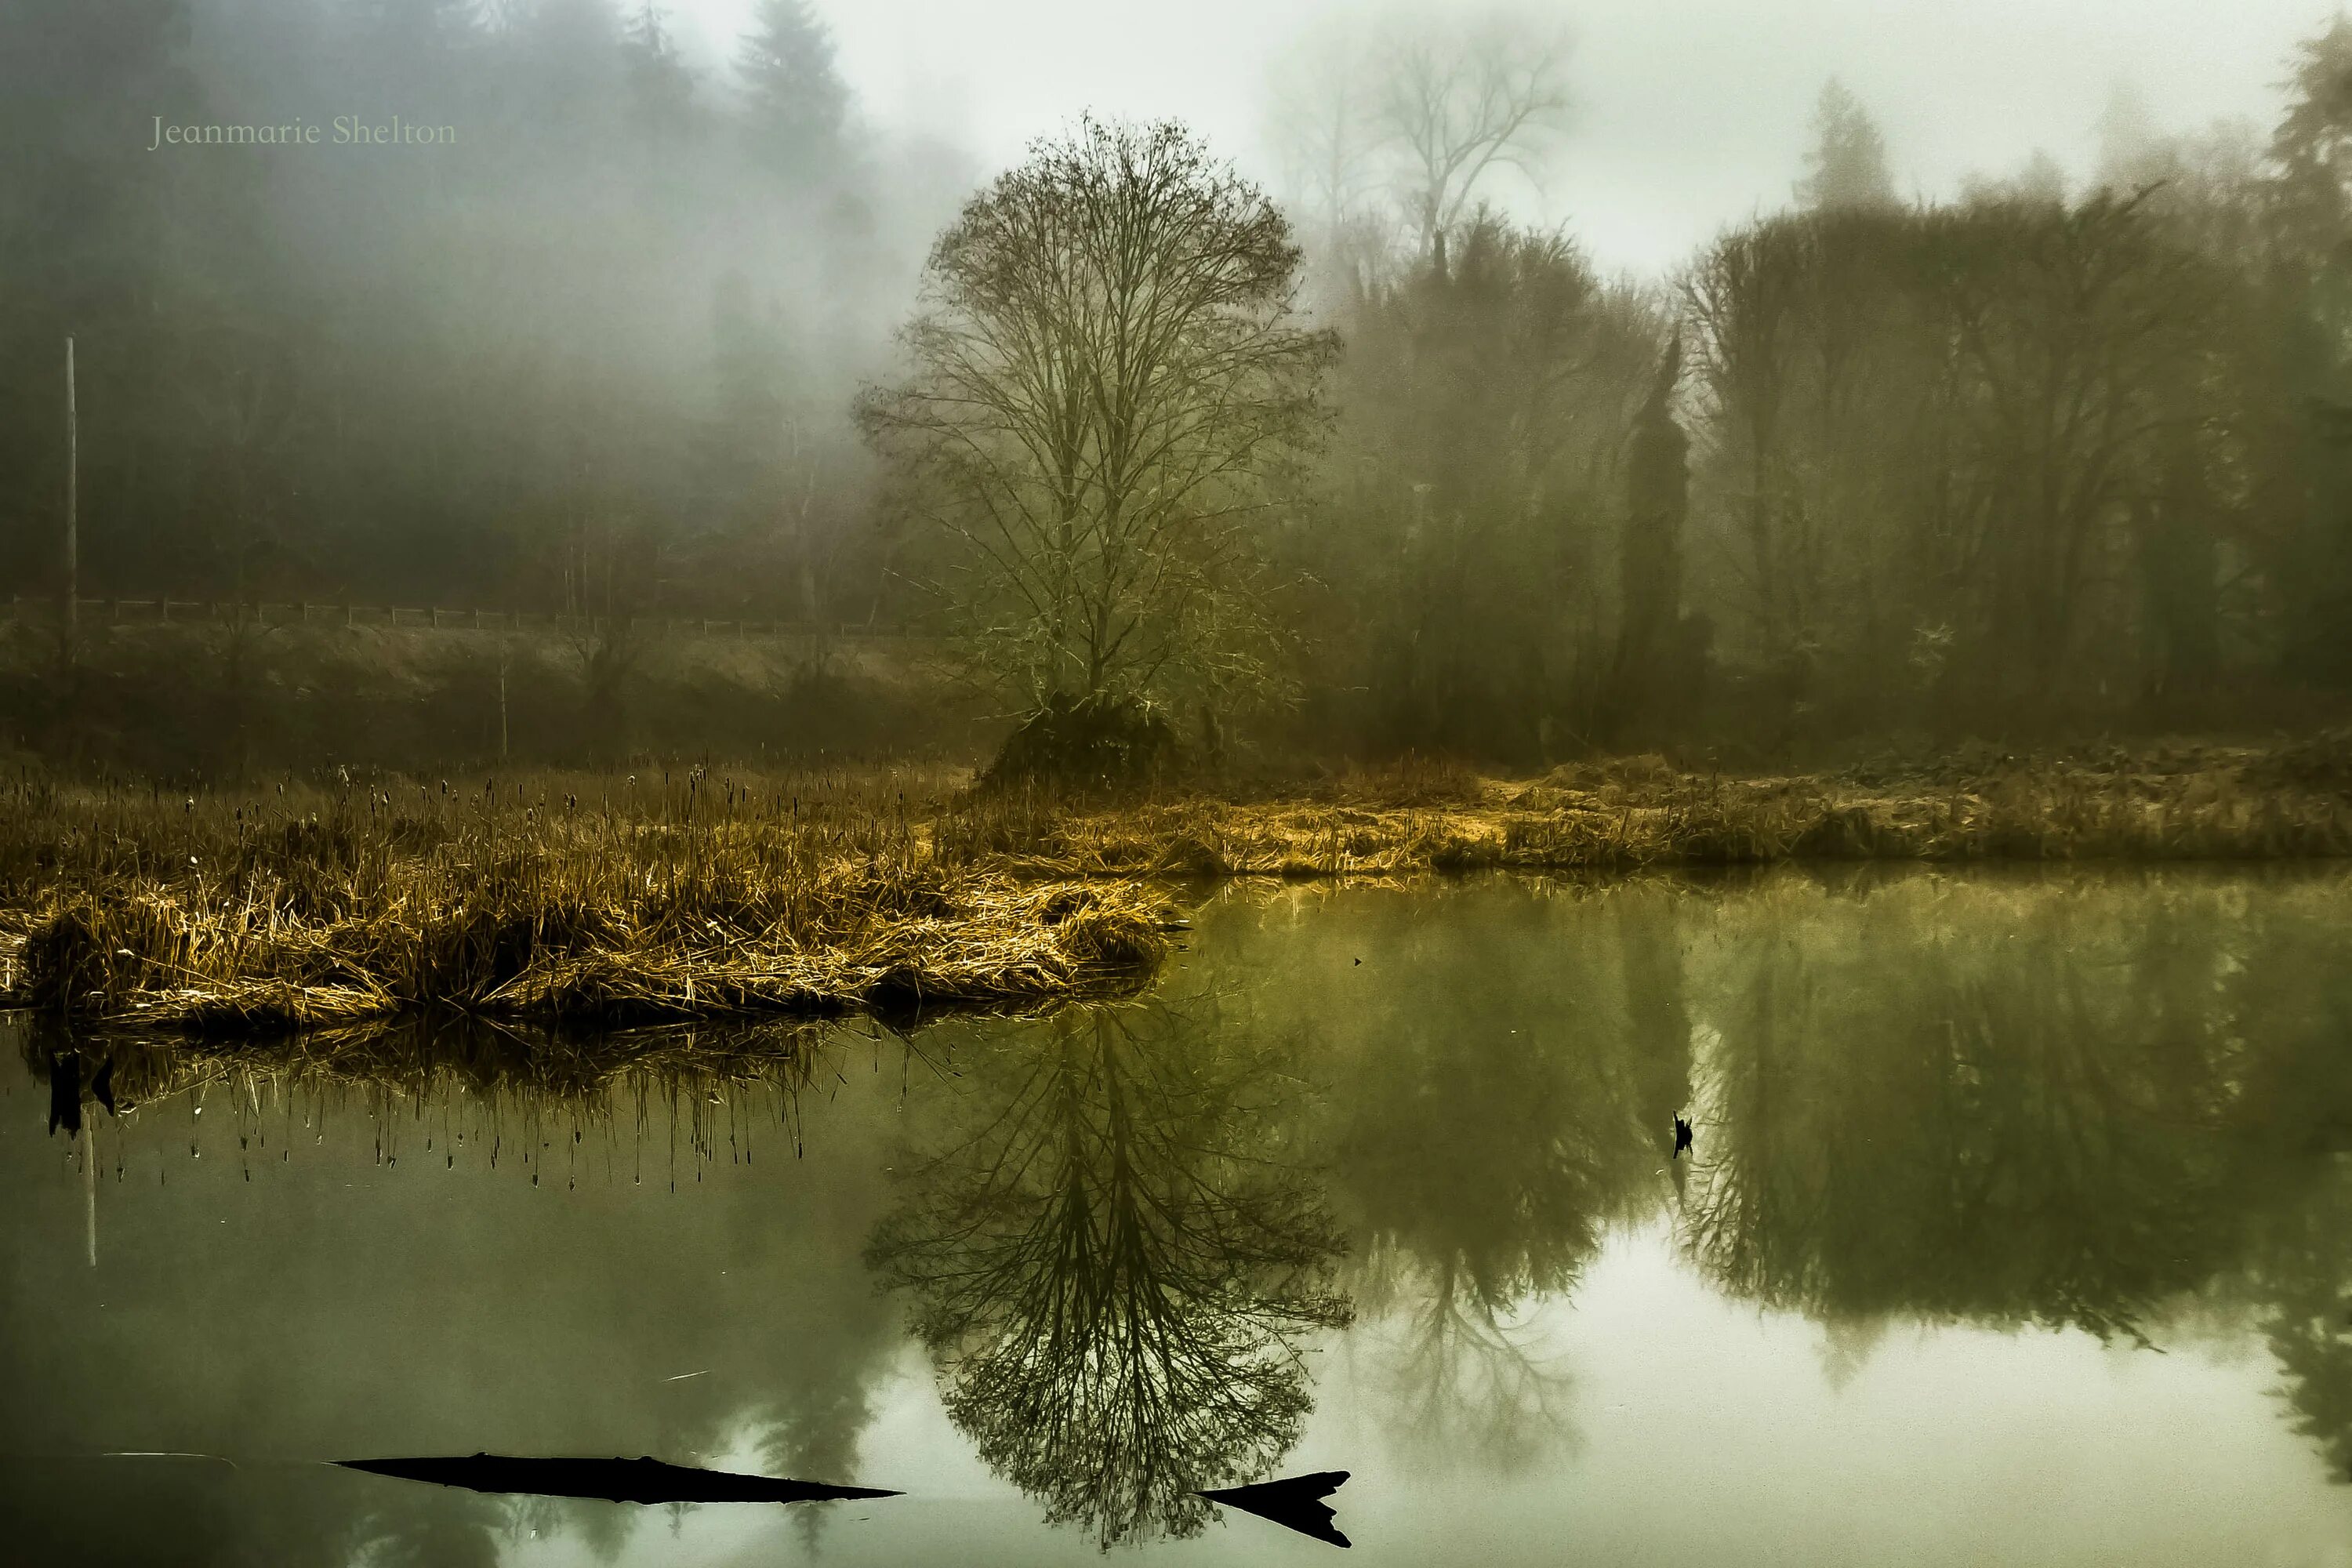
[{"xmin": 7, "ymin": 597, "xmax": 924, "ymax": 644}]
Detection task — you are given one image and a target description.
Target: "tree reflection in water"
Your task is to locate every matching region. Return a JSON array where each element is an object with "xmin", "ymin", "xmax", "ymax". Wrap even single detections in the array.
[
  {"xmin": 21, "ymin": 870, "xmax": 2352, "ymax": 1561},
  {"xmin": 1671, "ymin": 869, "xmax": 2352, "ymax": 1473},
  {"xmin": 868, "ymin": 1004, "xmax": 1352, "ymax": 1548},
  {"xmin": 1276, "ymin": 884, "xmax": 1697, "ymax": 1473},
  {"xmin": 1675, "ymin": 875, "xmax": 2281, "ymax": 1345}
]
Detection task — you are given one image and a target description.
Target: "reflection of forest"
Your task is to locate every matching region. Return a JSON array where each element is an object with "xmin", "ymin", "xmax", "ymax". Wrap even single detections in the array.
[
  {"xmin": 1669, "ymin": 874, "xmax": 2352, "ymax": 1387},
  {"xmin": 1196, "ymin": 871, "xmax": 2352, "ymax": 1494},
  {"xmin": 13, "ymin": 869, "xmax": 2352, "ymax": 1563}
]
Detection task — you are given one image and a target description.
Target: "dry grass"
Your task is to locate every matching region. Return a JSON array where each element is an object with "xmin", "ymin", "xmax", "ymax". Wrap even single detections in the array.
[
  {"xmin": 0, "ymin": 767, "xmax": 1178, "ymax": 1034},
  {"xmin": 940, "ymin": 745, "xmax": 2352, "ymax": 878},
  {"xmin": 2, "ymin": 741, "xmax": 2344, "ymax": 1037}
]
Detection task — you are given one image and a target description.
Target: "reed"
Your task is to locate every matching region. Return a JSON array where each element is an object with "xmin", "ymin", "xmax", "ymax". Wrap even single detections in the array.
[
  {"xmin": 0, "ymin": 766, "xmax": 1178, "ymax": 1033},
  {"xmin": 2, "ymin": 742, "xmax": 2343, "ymax": 1036},
  {"xmin": 939, "ymin": 746, "xmax": 2352, "ymax": 877}
]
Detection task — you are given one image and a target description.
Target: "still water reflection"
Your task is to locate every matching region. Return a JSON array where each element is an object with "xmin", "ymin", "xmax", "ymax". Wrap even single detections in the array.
[{"xmin": 7, "ymin": 867, "xmax": 2352, "ymax": 1564}]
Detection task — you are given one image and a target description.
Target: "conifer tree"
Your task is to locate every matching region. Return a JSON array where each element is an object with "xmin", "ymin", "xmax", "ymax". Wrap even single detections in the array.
[
  {"xmin": 1795, "ymin": 79, "xmax": 1895, "ymax": 211},
  {"xmin": 737, "ymin": 0, "xmax": 849, "ymax": 179}
]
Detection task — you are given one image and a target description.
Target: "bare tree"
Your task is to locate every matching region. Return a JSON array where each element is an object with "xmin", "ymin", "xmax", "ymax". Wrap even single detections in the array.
[
  {"xmin": 1263, "ymin": 9, "xmax": 1572, "ymax": 272},
  {"xmin": 858, "ymin": 118, "xmax": 1335, "ymax": 715},
  {"xmin": 1375, "ymin": 11, "xmax": 1573, "ymax": 262},
  {"xmin": 1263, "ymin": 20, "xmax": 1385, "ymax": 249},
  {"xmin": 868, "ymin": 1008, "xmax": 1350, "ymax": 1548}
]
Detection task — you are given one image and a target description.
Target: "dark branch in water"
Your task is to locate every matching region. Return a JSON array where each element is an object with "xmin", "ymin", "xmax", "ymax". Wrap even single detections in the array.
[
  {"xmin": 1197, "ymin": 1470, "xmax": 1353, "ymax": 1548},
  {"xmin": 334, "ymin": 1454, "xmax": 899, "ymax": 1506}
]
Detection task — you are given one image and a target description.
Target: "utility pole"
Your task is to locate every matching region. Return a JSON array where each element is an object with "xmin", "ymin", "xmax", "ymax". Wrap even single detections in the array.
[{"xmin": 64, "ymin": 336, "xmax": 78, "ymax": 647}]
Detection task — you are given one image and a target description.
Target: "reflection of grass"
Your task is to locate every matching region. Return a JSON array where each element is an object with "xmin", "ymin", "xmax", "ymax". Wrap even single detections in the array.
[
  {"xmin": 36, "ymin": 1014, "xmax": 838, "ymax": 1106},
  {"xmin": 4, "ymin": 742, "xmax": 2344, "ymax": 1036},
  {"xmin": 20, "ymin": 1014, "xmax": 870, "ymax": 1185}
]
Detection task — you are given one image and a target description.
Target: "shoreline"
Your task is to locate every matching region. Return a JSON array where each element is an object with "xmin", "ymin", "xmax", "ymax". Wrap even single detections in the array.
[{"xmin": 4, "ymin": 744, "xmax": 2347, "ymax": 1036}]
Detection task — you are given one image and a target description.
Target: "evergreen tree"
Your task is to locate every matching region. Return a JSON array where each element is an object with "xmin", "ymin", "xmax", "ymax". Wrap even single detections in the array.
[
  {"xmin": 620, "ymin": 2, "xmax": 696, "ymax": 138},
  {"xmin": 697, "ymin": 271, "xmax": 793, "ymax": 540},
  {"xmin": 2267, "ymin": 14, "xmax": 2352, "ymax": 264},
  {"xmin": 1795, "ymin": 79, "xmax": 1895, "ymax": 211},
  {"xmin": 1608, "ymin": 331, "xmax": 1690, "ymax": 735},
  {"xmin": 737, "ymin": 0, "xmax": 848, "ymax": 180}
]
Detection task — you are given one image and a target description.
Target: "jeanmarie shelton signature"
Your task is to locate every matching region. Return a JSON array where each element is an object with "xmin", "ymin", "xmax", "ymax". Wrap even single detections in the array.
[{"xmin": 148, "ymin": 116, "xmax": 455, "ymax": 151}]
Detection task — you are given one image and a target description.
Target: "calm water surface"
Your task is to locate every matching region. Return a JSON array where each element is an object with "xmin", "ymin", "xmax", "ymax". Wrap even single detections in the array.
[{"xmin": 8, "ymin": 867, "xmax": 2352, "ymax": 1565}]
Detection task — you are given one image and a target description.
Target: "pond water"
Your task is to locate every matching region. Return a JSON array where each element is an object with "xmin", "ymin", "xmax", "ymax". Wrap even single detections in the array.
[{"xmin": 8, "ymin": 867, "xmax": 2352, "ymax": 1566}]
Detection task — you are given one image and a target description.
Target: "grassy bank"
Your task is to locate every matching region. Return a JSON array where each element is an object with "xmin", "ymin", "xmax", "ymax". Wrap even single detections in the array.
[
  {"xmin": 3, "ymin": 738, "xmax": 2347, "ymax": 1036},
  {"xmin": 954, "ymin": 742, "xmax": 2352, "ymax": 876},
  {"xmin": 0, "ymin": 768, "xmax": 1178, "ymax": 1034}
]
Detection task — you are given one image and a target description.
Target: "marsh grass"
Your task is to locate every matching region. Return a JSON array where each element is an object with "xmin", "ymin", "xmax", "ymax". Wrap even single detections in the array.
[
  {"xmin": 0, "ymin": 766, "xmax": 1178, "ymax": 1033},
  {"xmin": 2, "ymin": 742, "xmax": 2343, "ymax": 1037},
  {"xmin": 945, "ymin": 746, "xmax": 2352, "ymax": 877}
]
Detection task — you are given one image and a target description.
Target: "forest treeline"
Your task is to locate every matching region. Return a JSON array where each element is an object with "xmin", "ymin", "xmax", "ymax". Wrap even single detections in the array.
[
  {"xmin": 13, "ymin": 3, "xmax": 2352, "ymax": 767},
  {"xmin": 2, "ymin": 0, "xmax": 949, "ymax": 632}
]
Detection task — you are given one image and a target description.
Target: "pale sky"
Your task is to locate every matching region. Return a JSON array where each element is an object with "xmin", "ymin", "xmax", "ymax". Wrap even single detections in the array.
[{"xmin": 667, "ymin": 0, "xmax": 2338, "ymax": 276}]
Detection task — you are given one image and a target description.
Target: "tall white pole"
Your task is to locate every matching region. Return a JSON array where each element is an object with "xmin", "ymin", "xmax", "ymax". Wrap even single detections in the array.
[{"xmin": 64, "ymin": 336, "xmax": 78, "ymax": 644}]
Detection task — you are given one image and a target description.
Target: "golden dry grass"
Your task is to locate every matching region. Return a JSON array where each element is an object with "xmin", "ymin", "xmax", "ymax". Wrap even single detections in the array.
[
  {"xmin": 0, "ymin": 768, "xmax": 1178, "ymax": 1034},
  {"xmin": 2, "ymin": 742, "xmax": 2344, "ymax": 1036},
  {"xmin": 952, "ymin": 748, "xmax": 2352, "ymax": 878}
]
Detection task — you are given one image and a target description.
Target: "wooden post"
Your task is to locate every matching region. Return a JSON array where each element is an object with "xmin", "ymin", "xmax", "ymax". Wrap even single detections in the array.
[{"xmin": 64, "ymin": 337, "xmax": 77, "ymax": 647}]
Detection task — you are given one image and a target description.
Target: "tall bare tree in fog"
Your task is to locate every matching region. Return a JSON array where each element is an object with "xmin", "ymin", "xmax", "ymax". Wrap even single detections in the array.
[
  {"xmin": 859, "ymin": 118, "xmax": 1335, "ymax": 714},
  {"xmin": 1264, "ymin": 24, "xmax": 1385, "ymax": 250},
  {"xmin": 1267, "ymin": 9, "xmax": 1571, "ymax": 270},
  {"xmin": 1378, "ymin": 12, "xmax": 1573, "ymax": 261}
]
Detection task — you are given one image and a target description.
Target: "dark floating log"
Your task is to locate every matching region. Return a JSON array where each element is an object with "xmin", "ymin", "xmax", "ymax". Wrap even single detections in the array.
[
  {"xmin": 335, "ymin": 1453, "xmax": 899, "ymax": 1506},
  {"xmin": 1196, "ymin": 1469, "xmax": 1352, "ymax": 1548}
]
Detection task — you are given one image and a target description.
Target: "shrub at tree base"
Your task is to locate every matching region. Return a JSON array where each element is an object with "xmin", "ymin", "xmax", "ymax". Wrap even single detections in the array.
[{"xmin": 982, "ymin": 695, "xmax": 1183, "ymax": 793}]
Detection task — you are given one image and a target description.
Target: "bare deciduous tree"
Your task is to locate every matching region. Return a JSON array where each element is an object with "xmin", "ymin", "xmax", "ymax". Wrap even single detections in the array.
[
  {"xmin": 1264, "ymin": 9, "xmax": 1573, "ymax": 272},
  {"xmin": 858, "ymin": 117, "xmax": 1335, "ymax": 715},
  {"xmin": 1263, "ymin": 22, "xmax": 1385, "ymax": 249},
  {"xmin": 1376, "ymin": 11, "xmax": 1573, "ymax": 261}
]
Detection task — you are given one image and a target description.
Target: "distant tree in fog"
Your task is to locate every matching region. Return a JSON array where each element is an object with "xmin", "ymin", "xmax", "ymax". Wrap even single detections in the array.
[
  {"xmin": 738, "ymin": 0, "xmax": 850, "ymax": 178},
  {"xmin": 1301, "ymin": 216, "xmax": 1668, "ymax": 761},
  {"xmin": 1266, "ymin": 9, "xmax": 1572, "ymax": 270},
  {"xmin": 1377, "ymin": 11, "xmax": 1573, "ymax": 262},
  {"xmin": 859, "ymin": 118, "xmax": 1335, "ymax": 714},
  {"xmin": 2093, "ymin": 80, "xmax": 2165, "ymax": 193},
  {"xmin": 1606, "ymin": 331, "xmax": 1690, "ymax": 735},
  {"xmin": 1264, "ymin": 22, "xmax": 1385, "ymax": 249},
  {"xmin": 1794, "ymin": 79, "xmax": 1895, "ymax": 211},
  {"xmin": 621, "ymin": 2, "xmax": 699, "ymax": 138}
]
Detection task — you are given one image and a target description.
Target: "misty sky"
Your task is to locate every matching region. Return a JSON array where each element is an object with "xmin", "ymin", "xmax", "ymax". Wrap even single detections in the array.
[{"xmin": 666, "ymin": 0, "xmax": 2337, "ymax": 275}]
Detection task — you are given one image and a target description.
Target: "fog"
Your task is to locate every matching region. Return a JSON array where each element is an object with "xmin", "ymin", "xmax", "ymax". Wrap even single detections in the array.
[
  {"xmin": 690, "ymin": 0, "xmax": 2329, "ymax": 272},
  {"xmin": 10, "ymin": 1, "xmax": 2352, "ymax": 771}
]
